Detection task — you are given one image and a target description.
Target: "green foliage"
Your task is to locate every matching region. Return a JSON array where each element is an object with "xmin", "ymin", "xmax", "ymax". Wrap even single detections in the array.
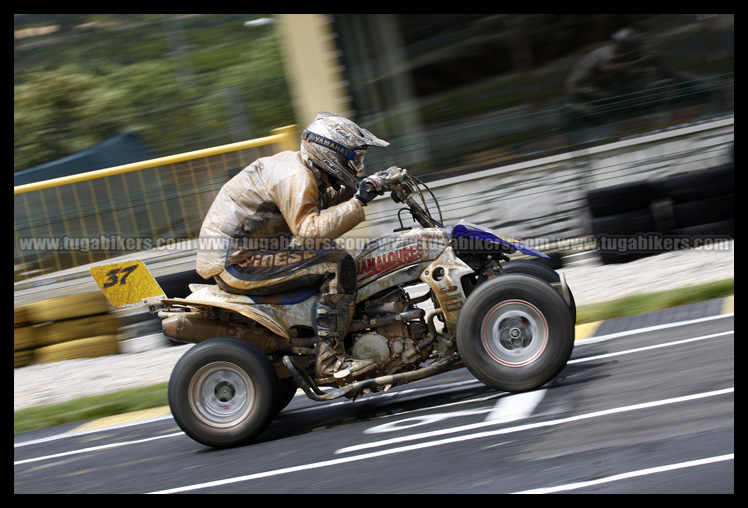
[
  {"xmin": 13, "ymin": 383, "xmax": 169, "ymax": 434},
  {"xmin": 14, "ymin": 14, "xmax": 295, "ymax": 172},
  {"xmin": 14, "ymin": 66, "xmax": 125, "ymax": 170},
  {"xmin": 575, "ymin": 278, "xmax": 734, "ymax": 324}
]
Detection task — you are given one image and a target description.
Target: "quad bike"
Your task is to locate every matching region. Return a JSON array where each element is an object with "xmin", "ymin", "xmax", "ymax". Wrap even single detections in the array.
[{"xmin": 90, "ymin": 167, "xmax": 575, "ymax": 448}]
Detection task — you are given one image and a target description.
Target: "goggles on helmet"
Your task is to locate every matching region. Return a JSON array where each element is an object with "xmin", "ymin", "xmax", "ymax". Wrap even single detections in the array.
[{"xmin": 302, "ymin": 130, "xmax": 367, "ymax": 174}]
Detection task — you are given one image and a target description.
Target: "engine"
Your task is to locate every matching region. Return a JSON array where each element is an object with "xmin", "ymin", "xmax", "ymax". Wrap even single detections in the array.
[{"xmin": 348, "ymin": 289, "xmax": 433, "ymax": 376}]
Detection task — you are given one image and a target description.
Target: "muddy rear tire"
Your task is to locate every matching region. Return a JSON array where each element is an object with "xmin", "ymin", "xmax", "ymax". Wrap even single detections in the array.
[{"xmin": 169, "ymin": 337, "xmax": 279, "ymax": 448}]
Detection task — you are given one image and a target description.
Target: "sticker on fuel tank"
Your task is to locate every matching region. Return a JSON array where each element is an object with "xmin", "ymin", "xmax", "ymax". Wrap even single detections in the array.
[{"xmin": 356, "ymin": 244, "xmax": 424, "ymax": 281}]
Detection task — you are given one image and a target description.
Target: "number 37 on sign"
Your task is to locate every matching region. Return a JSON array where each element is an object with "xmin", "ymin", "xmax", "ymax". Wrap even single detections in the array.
[{"xmin": 89, "ymin": 260, "xmax": 166, "ymax": 308}]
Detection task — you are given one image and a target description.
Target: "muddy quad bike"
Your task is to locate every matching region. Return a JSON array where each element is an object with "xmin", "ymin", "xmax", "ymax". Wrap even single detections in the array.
[{"xmin": 90, "ymin": 167, "xmax": 575, "ymax": 448}]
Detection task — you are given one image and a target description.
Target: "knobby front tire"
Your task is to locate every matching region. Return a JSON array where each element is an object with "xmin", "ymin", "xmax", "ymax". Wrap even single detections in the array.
[{"xmin": 456, "ymin": 274, "xmax": 575, "ymax": 393}]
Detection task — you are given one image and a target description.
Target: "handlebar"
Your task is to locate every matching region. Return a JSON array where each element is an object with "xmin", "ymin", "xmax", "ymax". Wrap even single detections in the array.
[
  {"xmin": 381, "ymin": 167, "xmax": 443, "ymax": 229},
  {"xmin": 359, "ymin": 180, "xmax": 378, "ymax": 196}
]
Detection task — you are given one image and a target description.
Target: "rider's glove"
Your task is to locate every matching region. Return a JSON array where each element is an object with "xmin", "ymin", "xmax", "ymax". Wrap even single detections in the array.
[{"xmin": 354, "ymin": 175, "xmax": 386, "ymax": 205}]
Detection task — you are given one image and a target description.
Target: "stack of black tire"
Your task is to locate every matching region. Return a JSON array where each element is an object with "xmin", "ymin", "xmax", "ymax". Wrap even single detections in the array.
[{"xmin": 587, "ymin": 162, "xmax": 734, "ymax": 264}]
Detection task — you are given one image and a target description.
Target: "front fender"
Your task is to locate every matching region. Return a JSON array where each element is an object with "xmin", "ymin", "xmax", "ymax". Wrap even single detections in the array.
[{"xmin": 451, "ymin": 222, "xmax": 548, "ymax": 258}]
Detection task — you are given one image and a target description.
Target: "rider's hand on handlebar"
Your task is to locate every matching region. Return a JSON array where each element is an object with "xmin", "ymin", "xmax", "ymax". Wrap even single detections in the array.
[
  {"xmin": 354, "ymin": 175, "xmax": 386, "ymax": 205},
  {"xmin": 354, "ymin": 167, "xmax": 408, "ymax": 205}
]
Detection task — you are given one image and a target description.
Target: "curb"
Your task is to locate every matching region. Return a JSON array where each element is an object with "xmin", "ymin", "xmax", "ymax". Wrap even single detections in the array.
[
  {"xmin": 574, "ymin": 295, "xmax": 733, "ymax": 342},
  {"xmin": 68, "ymin": 406, "xmax": 173, "ymax": 434}
]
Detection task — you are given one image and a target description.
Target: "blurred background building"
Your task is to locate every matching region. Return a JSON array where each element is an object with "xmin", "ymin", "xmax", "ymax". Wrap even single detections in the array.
[{"xmin": 290, "ymin": 14, "xmax": 733, "ymax": 179}]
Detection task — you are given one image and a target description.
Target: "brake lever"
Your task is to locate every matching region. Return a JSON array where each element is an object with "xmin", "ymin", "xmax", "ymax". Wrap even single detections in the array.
[{"xmin": 381, "ymin": 167, "xmax": 408, "ymax": 186}]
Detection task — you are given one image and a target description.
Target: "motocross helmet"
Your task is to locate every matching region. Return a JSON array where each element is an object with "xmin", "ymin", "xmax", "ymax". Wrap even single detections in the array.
[
  {"xmin": 301, "ymin": 111, "xmax": 389, "ymax": 193},
  {"xmin": 611, "ymin": 27, "xmax": 640, "ymax": 54}
]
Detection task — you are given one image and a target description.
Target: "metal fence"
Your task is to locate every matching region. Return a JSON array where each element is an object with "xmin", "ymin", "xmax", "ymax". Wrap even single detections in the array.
[{"xmin": 14, "ymin": 126, "xmax": 297, "ymax": 281}]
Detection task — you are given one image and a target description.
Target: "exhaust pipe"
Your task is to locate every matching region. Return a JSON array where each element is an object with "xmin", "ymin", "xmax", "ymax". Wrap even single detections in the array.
[
  {"xmin": 161, "ymin": 313, "xmax": 293, "ymax": 352},
  {"xmin": 282, "ymin": 353, "xmax": 462, "ymax": 401}
]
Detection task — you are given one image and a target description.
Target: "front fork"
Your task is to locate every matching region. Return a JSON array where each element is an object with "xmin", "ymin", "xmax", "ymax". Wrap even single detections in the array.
[{"xmin": 482, "ymin": 255, "xmax": 506, "ymax": 279}]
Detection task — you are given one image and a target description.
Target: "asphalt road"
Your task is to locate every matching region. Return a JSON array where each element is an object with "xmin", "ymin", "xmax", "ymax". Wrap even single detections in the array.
[{"xmin": 14, "ymin": 306, "xmax": 733, "ymax": 494}]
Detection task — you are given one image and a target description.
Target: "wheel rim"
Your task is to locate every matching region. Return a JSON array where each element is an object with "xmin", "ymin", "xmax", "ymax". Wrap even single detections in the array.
[
  {"xmin": 480, "ymin": 299, "xmax": 548, "ymax": 367},
  {"xmin": 188, "ymin": 361, "xmax": 255, "ymax": 428}
]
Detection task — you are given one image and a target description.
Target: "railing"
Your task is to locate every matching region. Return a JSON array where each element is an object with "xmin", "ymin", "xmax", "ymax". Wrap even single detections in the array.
[{"xmin": 14, "ymin": 126, "xmax": 298, "ymax": 281}]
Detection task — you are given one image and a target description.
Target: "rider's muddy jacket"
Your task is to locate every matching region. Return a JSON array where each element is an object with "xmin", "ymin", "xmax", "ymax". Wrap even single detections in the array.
[{"xmin": 196, "ymin": 150, "xmax": 365, "ymax": 279}]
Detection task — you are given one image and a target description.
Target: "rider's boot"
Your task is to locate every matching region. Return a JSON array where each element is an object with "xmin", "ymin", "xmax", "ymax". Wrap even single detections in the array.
[{"xmin": 314, "ymin": 293, "xmax": 376, "ymax": 383}]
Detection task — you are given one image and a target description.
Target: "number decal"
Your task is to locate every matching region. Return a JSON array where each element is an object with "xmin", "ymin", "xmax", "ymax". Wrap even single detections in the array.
[
  {"xmin": 90, "ymin": 260, "xmax": 165, "ymax": 308},
  {"xmin": 102, "ymin": 264, "xmax": 139, "ymax": 287},
  {"xmin": 103, "ymin": 269, "xmax": 119, "ymax": 288},
  {"xmin": 119, "ymin": 264, "xmax": 138, "ymax": 284}
]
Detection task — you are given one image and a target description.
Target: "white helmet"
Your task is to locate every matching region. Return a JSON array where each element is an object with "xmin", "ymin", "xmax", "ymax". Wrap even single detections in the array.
[{"xmin": 301, "ymin": 112, "xmax": 389, "ymax": 192}]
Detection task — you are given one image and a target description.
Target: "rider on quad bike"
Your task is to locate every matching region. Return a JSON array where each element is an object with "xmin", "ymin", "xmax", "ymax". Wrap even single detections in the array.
[{"xmin": 196, "ymin": 111, "xmax": 390, "ymax": 383}]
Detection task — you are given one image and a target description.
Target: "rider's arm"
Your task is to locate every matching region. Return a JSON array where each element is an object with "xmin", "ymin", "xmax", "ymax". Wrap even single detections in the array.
[
  {"xmin": 319, "ymin": 181, "xmax": 355, "ymax": 209},
  {"xmin": 273, "ymin": 166, "xmax": 365, "ymax": 249}
]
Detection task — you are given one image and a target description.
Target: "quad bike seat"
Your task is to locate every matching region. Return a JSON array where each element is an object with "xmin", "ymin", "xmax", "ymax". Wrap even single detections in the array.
[
  {"xmin": 185, "ymin": 283, "xmax": 319, "ymax": 305},
  {"xmin": 242, "ymin": 286, "xmax": 319, "ymax": 305}
]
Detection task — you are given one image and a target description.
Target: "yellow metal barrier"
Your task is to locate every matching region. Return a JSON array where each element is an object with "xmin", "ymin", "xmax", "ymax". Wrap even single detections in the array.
[{"xmin": 14, "ymin": 126, "xmax": 298, "ymax": 281}]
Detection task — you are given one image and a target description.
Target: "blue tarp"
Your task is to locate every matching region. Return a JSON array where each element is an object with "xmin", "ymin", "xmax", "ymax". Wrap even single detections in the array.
[{"xmin": 14, "ymin": 132, "xmax": 151, "ymax": 186}]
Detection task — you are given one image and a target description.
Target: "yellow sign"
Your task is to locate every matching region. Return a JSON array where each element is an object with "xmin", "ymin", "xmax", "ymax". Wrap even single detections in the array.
[{"xmin": 89, "ymin": 260, "xmax": 165, "ymax": 308}]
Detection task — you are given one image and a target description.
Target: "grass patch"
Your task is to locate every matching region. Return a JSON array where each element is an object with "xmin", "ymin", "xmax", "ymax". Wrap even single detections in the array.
[
  {"xmin": 575, "ymin": 278, "xmax": 733, "ymax": 324},
  {"xmin": 14, "ymin": 278, "xmax": 733, "ymax": 435},
  {"xmin": 14, "ymin": 383, "xmax": 168, "ymax": 434}
]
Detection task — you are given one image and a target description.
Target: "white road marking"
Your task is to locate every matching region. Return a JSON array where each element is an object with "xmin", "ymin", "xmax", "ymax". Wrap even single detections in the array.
[
  {"xmin": 512, "ymin": 453, "xmax": 734, "ymax": 494},
  {"xmin": 486, "ymin": 389, "xmax": 546, "ymax": 423},
  {"xmin": 575, "ymin": 313, "xmax": 733, "ymax": 346},
  {"xmin": 13, "ymin": 414, "xmax": 176, "ymax": 449},
  {"xmin": 146, "ymin": 387, "xmax": 733, "ymax": 494},
  {"xmin": 13, "ymin": 432, "xmax": 183, "ymax": 466},
  {"xmin": 361, "ymin": 389, "xmax": 545, "ymax": 436},
  {"xmin": 290, "ymin": 379, "xmax": 482, "ymax": 414},
  {"xmin": 569, "ymin": 330, "xmax": 733, "ymax": 364}
]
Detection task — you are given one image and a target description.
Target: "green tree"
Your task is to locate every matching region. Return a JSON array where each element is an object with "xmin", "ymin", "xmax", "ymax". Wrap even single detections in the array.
[
  {"xmin": 14, "ymin": 22, "xmax": 295, "ymax": 172},
  {"xmin": 14, "ymin": 66, "xmax": 126, "ymax": 170}
]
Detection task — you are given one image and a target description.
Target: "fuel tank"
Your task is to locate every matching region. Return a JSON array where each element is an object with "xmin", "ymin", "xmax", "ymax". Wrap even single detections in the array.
[{"xmin": 353, "ymin": 228, "xmax": 449, "ymax": 299}]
